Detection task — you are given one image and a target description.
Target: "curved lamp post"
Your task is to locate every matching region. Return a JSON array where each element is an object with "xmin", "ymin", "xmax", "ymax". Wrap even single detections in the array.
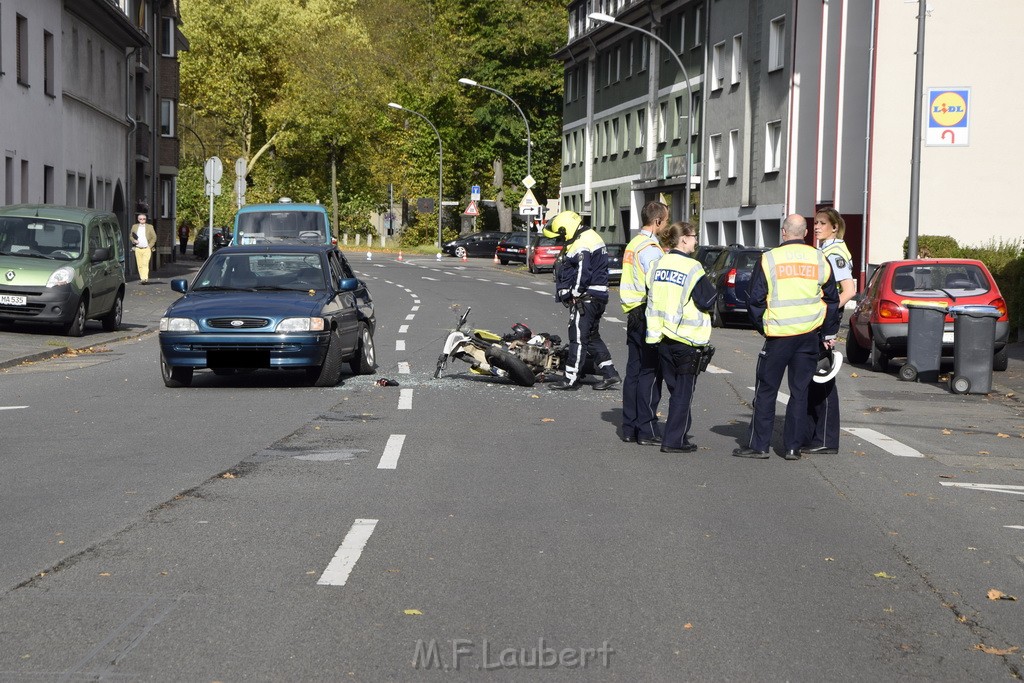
[
  {"xmin": 458, "ymin": 78, "xmax": 532, "ymax": 179},
  {"xmin": 388, "ymin": 102, "xmax": 444, "ymax": 250},
  {"xmin": 589, "ymin": 12, "xmax": 694, "ymax": 219}
]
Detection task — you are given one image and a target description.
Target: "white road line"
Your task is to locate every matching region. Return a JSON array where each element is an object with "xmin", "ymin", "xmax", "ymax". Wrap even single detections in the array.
[
  {"xmin": 399, "ymin": 325, "xmax": 409, "ymax": 334},
  {"xmin": 940, "ymin": 482, "xmax": 1024, "ymax": 496},
  {"xmin": 317, "ymin": 519, "xmax": 379, "ymax": 586},
  {"xmin": 0, "ymin": 406, "xmax": 28, "ymax": 411},
  {"xmin": 605, "ymin": 317, "xmax": 623, "ymax": 323},
  {"xmin": 398, "ymin": 362, "xmax": 410, "ymax": 374},
  {"xmin": 404, "ymin": 288, "xmax": 413, "ymax": 292},
  {"xmin": 398, "ymin": 389, "xmax": 413, "ymax": 410},
  {"xmin": 705, "ymin": 365, "xmax": 731, "ymax": 374},
  {"xmin": 413, "ymin": 299, "xmax": 421, "ymax": 304},
  {"xmin": 411, "ymin": 306, "xmax": 419, "ymax": 311},
  {"xmin": 516, "ymin": 286, "xmax": 531, "ymax": 291},
  {"xmin": 1004, "ymin": 525, "xmax": 1024, "ymax": 530},
  {"xmin": 378, "ymin": 434, "xmax": 405, "ymax": 470},
  {"xmin": 422, "ymin": 276, "xmax": 438, "ymax": 281},
  {"xmin": 843, "ymin": 427, "xmax": 923, "ymax": 458},
  {"xmin": 534, "ymin": 290, "xmax": 549, "ymax": 296},
  {"xmin": 747, "ymin": 387, "xmax": 789, "ymax": 405},
  {"xmin": 395, "ymin": 340, "xmax": 406, "ymax": 351},
  {"xmin": 477, "ymin": 278, "xmax": 490, "ymax": 282},
  {"xmin": 405, "ymin": 314, "xmax": 415, "ymax": 321},
  {"xmin": 496, "ymin": 282, "xmax": 510, "ymax": 286}
]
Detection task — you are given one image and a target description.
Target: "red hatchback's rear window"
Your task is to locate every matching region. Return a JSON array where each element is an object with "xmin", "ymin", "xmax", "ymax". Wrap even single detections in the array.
[{"xmin": 891, "ymin": 264, "xmax": 990, "ymax": 296}]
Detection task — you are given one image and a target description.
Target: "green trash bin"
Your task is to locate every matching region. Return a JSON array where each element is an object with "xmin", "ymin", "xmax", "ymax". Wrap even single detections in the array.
[
  {"xmin": 900, "ymin": 300, "xmax": 948, "ymax": 383},
  {"xmin": 948, "ymin": 305, "xmax": 1001, "ymax": 394}
]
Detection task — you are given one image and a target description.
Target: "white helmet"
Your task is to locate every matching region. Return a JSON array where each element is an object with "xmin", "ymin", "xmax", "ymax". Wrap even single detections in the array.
[{"xmin": 813, "ymin": 348, "xmax": 843, "ymax": 384}]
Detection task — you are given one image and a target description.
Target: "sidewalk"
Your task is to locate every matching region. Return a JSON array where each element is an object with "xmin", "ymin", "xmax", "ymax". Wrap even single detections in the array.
[{"xmin": 0, "ymin": 258, "xmax": 202, "ymax": 370}]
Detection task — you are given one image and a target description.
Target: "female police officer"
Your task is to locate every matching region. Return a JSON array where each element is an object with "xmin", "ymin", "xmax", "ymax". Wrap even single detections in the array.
[{"xmin": 644, "ymin": 221, "xmax": 717, "ymax": 453}]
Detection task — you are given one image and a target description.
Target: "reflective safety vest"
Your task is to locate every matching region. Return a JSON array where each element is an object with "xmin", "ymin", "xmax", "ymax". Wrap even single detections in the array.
[
  {"xmin": 820, "ymin": 239, "xmax": 853, "ymax": 278},
  {"xmin": 645, "ymin": 253, "xmax": 711, "ymax": 346},
  {"xmin": 620, "ymin": 232, "xmax": 663, "ymax": 313},
  {"xmin": 761, "ymin": 243, "xmax": 830, "ymax": 337}
]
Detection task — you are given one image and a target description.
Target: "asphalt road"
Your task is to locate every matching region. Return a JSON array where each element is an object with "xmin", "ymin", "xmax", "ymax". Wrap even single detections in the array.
[{"xmin": 1, "ymin": 254, "xmax": 1022, "ymax": 680}]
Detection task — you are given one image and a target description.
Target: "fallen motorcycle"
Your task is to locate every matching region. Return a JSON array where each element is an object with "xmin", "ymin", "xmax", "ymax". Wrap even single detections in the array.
[{"xmin": 436, "ymin": 307, "xmax": 573, "ymax": 387}]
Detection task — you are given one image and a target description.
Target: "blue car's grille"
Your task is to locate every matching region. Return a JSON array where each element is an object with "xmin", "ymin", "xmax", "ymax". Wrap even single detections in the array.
[{"xmin": 207, "ymin": 317, "xmax": 271, "ymax": 329}]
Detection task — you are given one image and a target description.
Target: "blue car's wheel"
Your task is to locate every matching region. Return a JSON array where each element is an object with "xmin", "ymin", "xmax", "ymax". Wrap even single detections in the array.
[{"xmin": 161, "ymin": 354, "xmax": 193, "ymax": 388}]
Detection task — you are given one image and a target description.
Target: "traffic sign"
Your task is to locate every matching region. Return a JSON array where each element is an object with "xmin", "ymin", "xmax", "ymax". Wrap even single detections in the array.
[
  {"xmin": 235, "ymin": 157, "xmax": 247, "ymax": 177},
  {"xmin": 471, "ymin": 185, "xmax": 481, "ymax": 201},
  {"xmin": 204, "ymin": 156, "xmax": 223, "ymax": 183},
  {"xmin": 464, "ymin": 200, "xmax": 479, "ymax": 217},
  {"xmin": 926, "ymin": 87, "xmax": 970, "ymax": 146},
  {"xmin": 518, "ymin": 188, "xmax": 539, "ymax": 214},
  {"xmin": 522, "ymin": 174, "xmax": 536, "ymax": 189},
  {"xmin": 205, "ymin": 182, "xmax": 222, "ymax": 196}
]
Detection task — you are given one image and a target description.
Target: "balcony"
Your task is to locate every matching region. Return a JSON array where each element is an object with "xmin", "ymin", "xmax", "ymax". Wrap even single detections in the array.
[{"xmin": 640, "ymin": 154, "xmax": 692, "ymax": 182}]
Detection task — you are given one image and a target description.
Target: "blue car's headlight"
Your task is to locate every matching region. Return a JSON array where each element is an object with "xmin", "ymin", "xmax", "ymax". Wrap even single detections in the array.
[
  {"xmin": 276, "ymin": 317, "xmax": 326, "ymax": 333},
  {"xmin": 160, "ymin": 317, "xmax": 199, "ymax": 332}
]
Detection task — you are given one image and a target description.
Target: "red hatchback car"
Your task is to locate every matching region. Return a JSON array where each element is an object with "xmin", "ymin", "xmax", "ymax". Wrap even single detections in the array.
[
  {"xmin": 528, "ymin": 236, "xmax": 564, "ymax": 274},
  {"xmin": 846, "ymin": 258, "xmax": 1009, "ymax": 372}
]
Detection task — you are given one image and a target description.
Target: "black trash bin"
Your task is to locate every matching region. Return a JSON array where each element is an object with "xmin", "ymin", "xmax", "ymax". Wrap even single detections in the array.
[
  {"xmin": 900, "ymin": 300, "xmax": 948, "ymax": 383},
  {"xmin": 948, "ymin": 305, "xmax": 1001, "ymax": 394}
]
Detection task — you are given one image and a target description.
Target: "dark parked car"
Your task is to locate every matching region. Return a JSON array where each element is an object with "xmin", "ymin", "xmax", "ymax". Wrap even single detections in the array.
[
  {"xmin": 605, "ymin": 243, "xmax": 627, "ymax": 285},
  {"xmin": 706, "ymin": 245, "xmax": 768, "ymax": 328},
  {"xmin": 193, "ymin": 226, "xmax": 231, "ymax": 258},
  {"xmin": 159, "ymin": 244, "xmax": 376, "ymax": 387},
  {"xmin": 846, "ymin": 258, "xmax": 1009, "ymax": 372},
  {"xmin": 695, "ymin": 244, "xmax": 727, "ymax": 272},
  {"xmin": 442, "ymin": 231, "xmax": 505, "ymax": 259},
  {"xmin": 495, "ymin": 232, "xmax": 529, "ymax": 264}
]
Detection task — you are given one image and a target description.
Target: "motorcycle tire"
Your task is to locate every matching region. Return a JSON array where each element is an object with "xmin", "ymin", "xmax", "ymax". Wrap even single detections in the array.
[{"xmin": 485, "ymin": 347, "xmax": 536, "ymax": 387}]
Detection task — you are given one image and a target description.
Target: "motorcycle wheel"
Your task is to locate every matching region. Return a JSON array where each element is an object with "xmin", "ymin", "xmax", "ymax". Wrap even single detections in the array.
[{"xmin": 485, "ymin": 347, "xmax": 536, "ymax": 387}]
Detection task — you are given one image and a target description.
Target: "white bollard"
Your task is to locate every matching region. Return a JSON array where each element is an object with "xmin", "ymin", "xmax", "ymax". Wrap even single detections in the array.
[
  {"xmin": 436, "ymin": 253, "xmax": 442, "ymax": 261},
  {"xmin": 366, "ymin": 251, "xmax": 372, "ymax": 261}
]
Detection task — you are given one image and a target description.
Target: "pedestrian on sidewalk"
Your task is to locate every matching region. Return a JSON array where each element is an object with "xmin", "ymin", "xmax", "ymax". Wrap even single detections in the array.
[
  {"xmin": 130, "ymin": 213, "xmax": 157, "ymax": 284},
  {"xmin": 178, "ymin": 222, "xmax": 190, "ymax": 256}
]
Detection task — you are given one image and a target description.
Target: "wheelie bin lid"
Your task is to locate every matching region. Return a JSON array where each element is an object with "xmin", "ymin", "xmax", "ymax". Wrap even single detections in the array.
[
  {"xmin": 948, "ymin": 304, "xmax": 1001, "ymax": 318},
  {"xmin": 901, "ymin": 300, "xmax": 949, "ymax": 311}
]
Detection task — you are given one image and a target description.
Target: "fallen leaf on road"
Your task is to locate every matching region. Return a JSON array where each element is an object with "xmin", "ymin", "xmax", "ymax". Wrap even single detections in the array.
[
  {"xmin": 542, "ymin": 418, "xmax": 555, "ymax": 423},
  {"xmin": 873, "ymin": 571, "xmax": 895, "ymax": 580},
  {"xmin": 824, "ymin": 557, "xmax": 835, "ymax": 562},
  {"xmin": 905, "ymin": 492, "xmax": 918, "ymax": 497},
  {"xmin": 849, "ymin": 372, "xmax": 858, "ymax": 378},
  {"xmin": 220, "ymin": 472, "xmax": 237, "ymax": 479},
  {"xmin": 403, "ymin": 609, "xmax": 423, "ymax": 616},
  {"xmin": 941, "ymin": 429, "xmax": 953, "ymax": 435},
  {"xmin": 978, "ymin": 451, "xmax": 990, "ymax": 455},
  {"xmin": 974, "ymin": 644, "xmax": 1019, "ymax": 656},
  {"xmin": 987, "ymin": 589, "xmax": 1017, "ymax": 601},
  {"xmin": 939, "ymin": 474, "xmax": 955, "ymax": 479},
  {"xmin": 99, "ymin": 572, "xmax": 111, "ymax": 577},
  {"xmin": 997, "ymin": 433, "xmax": 1010, "ymax": 438},
  {"xmin": 683, "ymin": 623, "xmax": 693, "ymax": 630},
  {"xmin": 531, "ymin": 394, "xmax": 539, "ymax": 399}
]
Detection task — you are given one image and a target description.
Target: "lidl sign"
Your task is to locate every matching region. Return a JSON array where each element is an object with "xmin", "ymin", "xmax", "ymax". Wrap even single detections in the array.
[{"xmin": 926, "ymin": 88, "xmax": 970, "ymax": 146}]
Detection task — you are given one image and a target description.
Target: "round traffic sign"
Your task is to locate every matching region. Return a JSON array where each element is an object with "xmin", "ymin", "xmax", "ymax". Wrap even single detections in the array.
[{"xmin": 204, "ymin": 156, "xmax": 224, "ymax": 183}]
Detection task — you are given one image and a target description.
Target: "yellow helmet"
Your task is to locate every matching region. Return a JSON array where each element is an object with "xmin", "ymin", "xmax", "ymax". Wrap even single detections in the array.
[{"xmin": 544, "ymin": 211, "xmax": 583, "ymax": 241}]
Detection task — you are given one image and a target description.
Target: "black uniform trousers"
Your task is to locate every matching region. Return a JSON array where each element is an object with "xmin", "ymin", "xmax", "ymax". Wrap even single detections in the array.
[
  {"xmin": 622, "ymin": 307, "xmax": 662, "ymax": 439},
  {"xmin": 659, "ymin": 339, "xmax": 699, "ymax": 449},
  {"xmin": 746, "ymin": 331, "xmax": 819, "ymax": 452},
  {"xmin": 806, "ymin": 378, "xmax": 840, "ymax": 449},
  {"xmin": 564, "ymin": 298, "xmax": 614, "ymax": 384}
]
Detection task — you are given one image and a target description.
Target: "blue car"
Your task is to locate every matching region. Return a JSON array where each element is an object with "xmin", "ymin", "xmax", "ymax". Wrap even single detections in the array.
[
  {"xmin": 705, "ymin": 245, "xmax": 768, "ymax": 328},
  {"xmin": 159, "ymin": 244, "xmax": 375, "ymax": 387}
]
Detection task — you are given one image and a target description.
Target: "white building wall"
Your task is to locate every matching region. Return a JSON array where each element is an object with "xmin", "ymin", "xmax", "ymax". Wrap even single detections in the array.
[{"xmin": 867, "ymin": 1, "xmax": 1024, "ymax": 265}]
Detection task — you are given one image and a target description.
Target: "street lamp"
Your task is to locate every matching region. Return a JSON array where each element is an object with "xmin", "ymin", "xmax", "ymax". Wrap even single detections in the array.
[
  {"xmin": 589, "ymin": 12, "xmax": 695, "ymax": 220},
  {"xmin": 458, "ymin": 78, "xmax": 532, "ymax": 179},
  {"xmin": 388, "ymin": 102, "xmax": 444, "ymax": 250}
]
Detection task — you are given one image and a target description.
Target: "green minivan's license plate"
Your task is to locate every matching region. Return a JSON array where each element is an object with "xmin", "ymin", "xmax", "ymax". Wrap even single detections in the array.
[{"xmin": 0, "ymin": 295, "xmax": 27, "ymax": 306}]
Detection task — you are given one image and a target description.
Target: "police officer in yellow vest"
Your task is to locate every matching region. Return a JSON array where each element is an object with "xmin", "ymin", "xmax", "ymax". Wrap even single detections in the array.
[
  {"xmin": 620, "ymin": 201, "xmax": 669, "ymax": 444},
  {"xmin": 733, "ymin": 214, "xmax": 840, "ymax": 460},
  {"xmin": 645, "ymin": 222, "xmax": 717, "ymax": 453}
]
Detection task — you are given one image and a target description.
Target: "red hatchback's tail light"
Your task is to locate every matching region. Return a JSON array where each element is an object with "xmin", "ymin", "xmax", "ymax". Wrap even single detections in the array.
[
  {"xmin": 726, "ymin": 268, "xmax": 737, "ymax": 287},
  {"xmin": 877, "ymin": 299, "xmax": 906, "ymax": 321},
  {"xmin": 990, "ymin": 297, "xmax": 1008, "ymax": 319}
]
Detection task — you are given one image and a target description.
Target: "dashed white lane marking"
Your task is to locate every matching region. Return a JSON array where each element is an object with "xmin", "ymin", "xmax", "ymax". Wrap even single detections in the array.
[
  {"xmin": 404, "ymin": 288, "xmax": 413, "ymax": 292},
  {"xmin": 748, "ymin": 387, "xmax": 789, "ymax": 405},
  {"xmin": 476, "ymin": 278, "xmax": 490, "ymax": 282},
  {"xmin": 317, "ymin": 518, "xmax": 379, "ymax": 586},
  {"xmin": 411, "ymin": 306, "xmax": 419, "ymax": 311},
  {"xmin": 398, "ymin": 362, "xmax": 410, "ymax": 374},
  {"xmin": 1004, "ymin": 525, "xmax": 1024, "ymax": 530},
  {"xmin": 534, "ymin": 290, "xmax": 548, "ymax": 296},
  {"xmin": 496, "ymin": 282, "xmax": 511, "ymax": 286},
  {"xmin": 422, "ymin": 276, "xmax": 439, "ymax": 281},
  {"xmin": 413, "ymin": 299, "xmax": 421, "ymax": 304},
  {"xmin": 705, "ymin": 365, "xmax": 731, "ymax": 374},
  {"xmin": 843, "ymin": 427, "xmax": 923, "ymax": 458},
  {"xmin": 0, "ymin": 406, "xmax": 28, "ymax": 411},
  {"xmin": 940, "ymin": 483, "xmax": 1024, "ymax": 496},
  {"xmin": 516, "ymin": 286, "xmax": 531, "ymax": 291},
  {"xmin": 395, "ymin": 340, "xmax": 406, "ymax": 351},
  {"xmin": 605, "ymin": 317, "xmax": 623, "ymax": 323},
  {"xmin": 378, "ymin": 434, "xmax": 405, "ymax": 469},
  {"xmin": 399, "ymin": 325, "xmax": 409, "ymax": 334},
  {"xmin": 398, "ymin": 389, "xmax": 413, "ymax": 410},
  {"xmin": 405, "ymin": 314, "xmax": 415, "ymax": 321}
]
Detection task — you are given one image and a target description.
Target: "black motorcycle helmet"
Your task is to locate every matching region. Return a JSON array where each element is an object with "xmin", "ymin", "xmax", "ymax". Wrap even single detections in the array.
[{"xmin": 503, "ymin": 323, "xmax": 532, "ymax": 342}]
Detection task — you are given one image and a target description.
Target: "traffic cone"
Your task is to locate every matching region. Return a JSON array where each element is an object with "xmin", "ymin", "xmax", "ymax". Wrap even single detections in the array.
[
  {"xmin": 398, "ymin": 251, "xmax": 403, "ymax": 261},
  {"xmin": 493, "ymin": 253, "xmax": 499, "ymax": 264},
  {"xmin": 461, "ymin": 253, "xmax": 468, "ymax": 262},
  {"xmin": 435, "ymin": 253, "xmax": 442, "ymax": 261}
]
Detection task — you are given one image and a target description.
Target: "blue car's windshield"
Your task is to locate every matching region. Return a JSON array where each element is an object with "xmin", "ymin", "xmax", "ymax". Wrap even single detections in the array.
[{"xmin": 195, "ymin": 253, "xmax": 327, "ymax": 290}]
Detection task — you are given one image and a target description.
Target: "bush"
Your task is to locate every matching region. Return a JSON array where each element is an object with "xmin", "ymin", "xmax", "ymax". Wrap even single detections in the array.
[{"xmin": 902, "ymin": 234, "xmax": 961, "ymax": 258}]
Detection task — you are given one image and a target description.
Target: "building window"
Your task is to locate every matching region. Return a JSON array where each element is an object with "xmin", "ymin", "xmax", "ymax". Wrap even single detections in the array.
[
  {"xmin": 611, "ymin": 118, "xmax": 619, "ymax": 155},
  {"xmin": 640, "ymin": 37, "xmax": 648, "ymax": 72},
  {"xmin": 603, "ymin": 120, "xmax": 611, "ymax": 156},
  {"xmin": 6, "ymin": 158, "xmax": 14, "ymax": 203},
  {"xmin": 44, "ymin": 165, "xmax": 54, "ymax": 203},
  {"xmin": 565, "ymin": 71, "xmax": 572, "ymax": 104},
  {"xmin": 692, "ymin": 6, "xmax": 702, "ymax": 47},
  {"xmin": 563, "ymin": 134, "xmax": 570, "ymax": 167},
  {"xmin": 678, "ymin": 12, "xmax": 686, "ymax": 52},
  {"xmin": 16, "ymin": 14, "xmax": 27, "ymax": 85},
  {"xmin": 623, "ymin": 112, "xmax": 631, "ymax": 154},
  {"xmin": 731, "ymin": 35, "xmax": 743, "ymax": 85},
  {"xmin": 658, "ymin": 102, "xmax": 668, "ymax": 144},
  {"xmin": 709, "ymin": 134, "xmax": 722, "ymax": 180},
  {"xmin": 160, "ymin": 99, "xmax": 175, "ymax": 136},
  {"xmin": 769, "ymin": 16, "xmax": 786, "ymax": 72},
  {"xmin": 44, "ymin": 30, "xmax": 54, "ymax": 96},
  {"xmin": 161, "ymin": 17, "xmax": 176, "ymax": 57},
  {"xmin": 635, "ymin": 108, "xmax": 645, "ymax": 149},
  {"xmin": 614, "ymin": 46, "xmax": 621, "ymax": 82},
  {"xmin": 673, "ymin": 96, "xmax": 684, "ymax": 140},
  {"xmin": 161, "ymin": 178, "xmax": 174, "ymax": 218},
  {"xmin": 20, "ymin": 160, "xmax": 29, "ymax": 202},
  {"xmin": 690, "ymin": 90, "xmax": 701, "ymax": 137},
  {"xmin": 605, "ymin": 52, "xmax": 613, "ymax": 86},
  {"xmin": 728, "ymin": 129, "xmax": 739, "ymax": 178},
  {"xmin": 627, "ymin": 39, "xmax": 634, "ymax": 76},
  {"xmin": 711, "ymin": 42, "xmax": 725, "ymax": 90},
  {"xmin": 765, "ymin": 120, "xmax": 782, "ymax": 172}
]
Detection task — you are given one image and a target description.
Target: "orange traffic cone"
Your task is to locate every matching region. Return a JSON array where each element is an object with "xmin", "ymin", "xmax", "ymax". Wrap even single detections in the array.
[
  {"xmin": 397, "ymin": 251, "xmax": 403, "ymax": 261},
  {"xmin": 461, "ymin": 253, "xmax": 468, "ymax": 262},
  {"xmin": 493, "ymin": 253, "xmax": 499, "ymax": 264}
]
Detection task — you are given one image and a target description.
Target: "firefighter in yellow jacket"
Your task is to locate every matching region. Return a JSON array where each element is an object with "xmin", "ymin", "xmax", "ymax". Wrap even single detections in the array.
[
  {"xmin": 644, "ymin": 221, "xmax": 717, "ymax": 453},
  {"xmin": 733, "ymin": 214, "xmax": 840, "ymax": 461}
]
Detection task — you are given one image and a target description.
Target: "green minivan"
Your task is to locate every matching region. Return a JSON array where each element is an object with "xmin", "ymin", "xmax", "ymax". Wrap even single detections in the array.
[{"xmin": 0, "ymin": 205, "xmax": 126, "ymax": 336}]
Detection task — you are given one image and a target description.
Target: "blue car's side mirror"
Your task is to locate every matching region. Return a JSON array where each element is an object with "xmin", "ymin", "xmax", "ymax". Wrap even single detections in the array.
[
  {"xmin": 338, "ymin": 277, "xmax": 358, "ymax": 292},
  {"xmin": 171, "ymin": 278, "xmax": 188, "ymax": 293}
]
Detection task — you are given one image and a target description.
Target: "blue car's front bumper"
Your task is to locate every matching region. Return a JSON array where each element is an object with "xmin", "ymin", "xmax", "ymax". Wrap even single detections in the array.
[{"xmin": 159, "ymin": 331, "xmax": 331, "ymax": 369}]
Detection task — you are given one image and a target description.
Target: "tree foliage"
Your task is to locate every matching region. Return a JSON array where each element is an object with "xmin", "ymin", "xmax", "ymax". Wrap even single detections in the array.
[{"xmin": 177, "ymin": 0, "xmax": 566, "ymax": 244}]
